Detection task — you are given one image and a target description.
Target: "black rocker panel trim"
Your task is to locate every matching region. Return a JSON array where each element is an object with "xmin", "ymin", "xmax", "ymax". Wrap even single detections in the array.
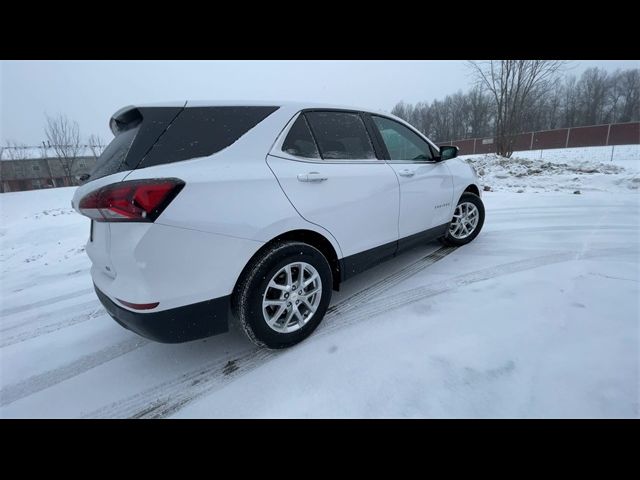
[
  {"xmin": 339, "ymin": 223, "xmax": 449, "ymax": 282},
  {"xmin": 397, "ymin": 223, "xmax": 449, "ymax": 252}
]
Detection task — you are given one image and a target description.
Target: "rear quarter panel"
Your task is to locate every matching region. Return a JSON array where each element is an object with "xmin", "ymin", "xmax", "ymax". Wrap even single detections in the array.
[{"xmin": 123, "ymin": 155, "xmax": 342, "ymax": 258}]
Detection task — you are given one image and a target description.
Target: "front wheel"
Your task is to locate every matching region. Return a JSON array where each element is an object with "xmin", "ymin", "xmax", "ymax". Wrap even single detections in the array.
[
  {"xmin": 440, "ymin": 192, "xmax": 485, "ymax": 246},
  {"xmin": 232, "ymin": 242, "xmax": 333, "ymax": 349}
]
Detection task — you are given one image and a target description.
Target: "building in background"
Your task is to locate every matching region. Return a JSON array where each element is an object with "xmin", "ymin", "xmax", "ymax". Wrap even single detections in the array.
[{"xmin": 1, "ymin": 147, "xmax": 98, "ymax": 193}]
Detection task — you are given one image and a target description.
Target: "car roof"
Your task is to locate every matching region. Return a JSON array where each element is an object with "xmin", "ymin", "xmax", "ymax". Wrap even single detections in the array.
[
  {"xmin": 109, "ymin": 100, "xmax": 430, "ymax": 146},
  {"xmin": 129, "ymin": 99, "xmax": 391, "ymax": 116}
]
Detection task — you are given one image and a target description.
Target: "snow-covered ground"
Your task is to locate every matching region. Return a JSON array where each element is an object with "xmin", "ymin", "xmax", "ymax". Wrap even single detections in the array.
[
  {"xmin": 460, "ymin": 144, "xmax": 640, "ymax": 193},
  {"xmin": 496, "ymin": 145, "xmax": 640, "ymax": 168},
  {"xmin": 1, "ymin": 146, "xmax": 638, "ymax": 418}
]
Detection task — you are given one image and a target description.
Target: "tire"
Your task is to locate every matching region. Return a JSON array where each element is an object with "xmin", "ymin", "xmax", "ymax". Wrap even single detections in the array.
[
  {"xmin": 232, "ymin": 241, "xmax": 333, "ymax": 349},
  {"xmin": 440, "ymin": 192, "xmax": 485, "ymax": 247}
]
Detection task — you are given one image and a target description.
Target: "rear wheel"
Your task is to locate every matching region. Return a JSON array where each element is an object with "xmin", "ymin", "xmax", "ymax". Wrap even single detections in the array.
[
  {"xmin": 440, "ymin": 192, "xmax": 485, "ymax": 246},
  {"xmin": 232, "ymin": 242, "xmax": 333, "ymax": 349}
]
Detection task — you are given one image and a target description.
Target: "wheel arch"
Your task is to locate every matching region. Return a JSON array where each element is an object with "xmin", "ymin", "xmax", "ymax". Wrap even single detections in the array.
[
  {"xmin": 234, "ymin": 229, "xmax": 342, "ymax": 294},
  {"xmin": 463, "ymin": 183, "xmax": 480, "ymax": 196}
]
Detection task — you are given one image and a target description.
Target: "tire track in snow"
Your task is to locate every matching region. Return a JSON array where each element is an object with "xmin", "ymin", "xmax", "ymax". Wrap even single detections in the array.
[
  {"xmin": 0, "ymin": 308, "xmax": 107, "ymax": 348},
  {"xmin": 0, "ymin": 337, "xmax": 148, "ymax": 407},
  {"xmin": 91, "ymin": 348, "xmax": 276, "ymax": 420},
  {"xmin": 293, "ymin": 246, "xmax": 637, "ymax": 343},
  {"xmin": 89, "ymin": 246, "xmax": 633, "ymax": 419},
  {"xmin": 326, "ymin": 246, "xmax": 458, "ymax": 317},
  {"xmin": 1, "ymin": 298, "xmax": 101, "ymax": 333},
  {"xmin": 486, "ymin": 225, "xmax": 638, "ymax": 235},
  {"xmin": 0, "ymin": 288, "xmax": 94, "ymax": 317},
  {"xmin": 87, "ymin": 245, "xmax": 459, "ymax": 419},
  {"xmin": 489, "ymin": 204, "xmax": 638, "ymax": 213},
  {"xmin": 149, "ymin": 246, "xmax": 637, "ymax": 418},
  {"xmin": 2, "ymin": 244, "xmax": 455, "ymax": 410}
]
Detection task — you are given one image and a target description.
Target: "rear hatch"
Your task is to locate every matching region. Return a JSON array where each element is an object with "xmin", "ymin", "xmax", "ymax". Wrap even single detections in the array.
[
  {"xmin": 72, "ymin": 103, "xmax": 187, "ymax": 281},
  {"xmin": 72, "ymin": 103, "xmax": 280, "ymax": 283}
]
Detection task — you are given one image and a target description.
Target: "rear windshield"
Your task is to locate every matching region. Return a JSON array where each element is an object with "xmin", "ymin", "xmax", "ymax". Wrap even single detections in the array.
[
  {"xmin": 88, "ymin": 126, "xmax": 138, "ymax": 180},
  {"xmin": 89, "ymin": 105, "xmax": 278, "ymax": 180}
]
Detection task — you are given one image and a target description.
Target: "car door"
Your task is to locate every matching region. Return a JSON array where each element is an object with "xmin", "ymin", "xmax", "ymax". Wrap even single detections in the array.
[
  {"xmin": 266, "ymin": 110, "xmax": 400, "ymax": 276},
  {"xmin": 367, "ymin": 114, "xmax": 453, "ymax": 245}
]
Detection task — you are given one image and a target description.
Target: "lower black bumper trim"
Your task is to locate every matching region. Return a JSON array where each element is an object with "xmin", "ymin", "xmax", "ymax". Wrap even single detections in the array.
[{"xmin": 94, "ymin": 285, "xmax": 230, "ymax": 343}]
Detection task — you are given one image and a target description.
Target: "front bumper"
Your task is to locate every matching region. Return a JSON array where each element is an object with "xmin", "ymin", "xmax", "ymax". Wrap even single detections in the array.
[{"xmin": 95, "ymin": 285, "xmax": 230, "ymax": 343}]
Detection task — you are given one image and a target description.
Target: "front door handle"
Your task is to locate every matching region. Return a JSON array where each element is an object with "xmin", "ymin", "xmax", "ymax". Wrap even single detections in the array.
[
  {"xmin": 297, "ymin": 172, "xmax": 328, "ymax": 183},
  {"xmin": 398, "ymin": 169, "xmax": 415, "ymax": 177}
]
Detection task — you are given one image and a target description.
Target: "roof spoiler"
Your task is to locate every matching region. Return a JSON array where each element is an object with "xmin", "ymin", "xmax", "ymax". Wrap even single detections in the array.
[
  {"xmin": 108, "ymin": 101, "xmax": 189, "ymax": 135},
  {"xmin": 109, "ymin": 106, "xmax": 143, "ymax": 135}
]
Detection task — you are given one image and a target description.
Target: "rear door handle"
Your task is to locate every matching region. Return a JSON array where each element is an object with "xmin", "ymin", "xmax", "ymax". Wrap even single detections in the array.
[
  {"xmin": 398, "ymin": 169, "xmax": 415, "ymax": 177},
  {"xmin": 297, "ymin": 172, "xmax": 328, "ymax": 182}
]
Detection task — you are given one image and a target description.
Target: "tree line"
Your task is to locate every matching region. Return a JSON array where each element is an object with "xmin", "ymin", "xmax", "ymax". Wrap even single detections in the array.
[{"xmin": 391, "ymin": 63, "xmax": 639, "ymax": 157}]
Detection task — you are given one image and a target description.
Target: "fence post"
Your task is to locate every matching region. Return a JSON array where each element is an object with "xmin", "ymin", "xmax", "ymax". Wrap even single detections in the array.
[
  {"xmin": 529, "ymin": 132, "xmax": 534, "ymax": 150},
  {"xmin": 565, "ymin": 128, "xmax": 570, "ymax": 148},
  {"xmin": 473, "ymin": 138, "xmax": 477, "ymax": 155},
  {"xmin": 606, "ymin": 123, "xmax": 612, "ymax": 146}
]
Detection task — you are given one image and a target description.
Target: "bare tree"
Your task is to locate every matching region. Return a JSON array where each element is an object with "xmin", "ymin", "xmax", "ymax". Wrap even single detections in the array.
[
  {"xmin": 577, "ymin": 67, "xmax": 609, "ymax": 125},
  {"xmin": 44, "ymin": 114, "xmax": 81, "ymax": 186},
  {"xmin": 4, "ymin": 140, "xmax": 31, "ymax": 160},
  {"xmin": 467, "ymin": 85, "xmax": 494, "ymax": 138},
  {"xmin": 87, "ymin": 134, "xmax": 106, "ymax": 159},
  {"xmin": 468, "ymin": 60, "xmax": 565, "ymax": 157},
  {"xmin": 391, "ymin": 66, "xmax": 638, "ymax": 146},
  {"xmin": 616, "ymin": 69, "xmax": 640, "ymax": 123},
  {"xmin": 391, "ymin": 101, "xmax": 411, "ymax": 120}
]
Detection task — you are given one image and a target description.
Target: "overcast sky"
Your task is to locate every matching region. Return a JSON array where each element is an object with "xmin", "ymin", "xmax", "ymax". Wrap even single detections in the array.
[{"xmin": 1, "ymin": 60, "xmax": 638, "ymax": 146}]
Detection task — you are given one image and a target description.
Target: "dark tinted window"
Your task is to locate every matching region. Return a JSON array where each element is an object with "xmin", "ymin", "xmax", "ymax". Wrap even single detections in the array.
[
  {"xmin": 88, "ymin": 106, "xmax": 278, "ymax": 181},
  {"xmin": 305, "ymin": 111, "xmax": 376, "ymax": 160},
  {"xmin": 89, "ymin": 107, "xmax": 182, "ymax": 181},
  {"xmin": 372, "ymin": 115, "xmax": 434, "ymax": 161},
  {"xmin": 88, "ymin": 126, "xmax": 138, "ymax": 180},
  {"xmin": 282, "ymin": 115, "xmax": 320, "ymax": 158},
  {"xmin": 139, "ymin": 106, "xmax": 278, "ymax": 168}
]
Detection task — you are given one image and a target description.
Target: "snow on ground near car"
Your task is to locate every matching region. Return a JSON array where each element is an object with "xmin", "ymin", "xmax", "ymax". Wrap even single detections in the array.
[
  {"xmin": 460, "ymin": 144, "xmax": 640, "ymax": 193},
  {"xmin": 0, "ymin": 145, "xmax": 638, "ymax": 418},
  {"xmin": 495, "ymin": 145, "xmax": 640, "ymax": 169}
]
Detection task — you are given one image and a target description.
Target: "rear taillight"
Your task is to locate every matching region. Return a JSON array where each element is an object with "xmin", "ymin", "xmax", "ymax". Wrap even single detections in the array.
[{"xmin": 78, "ymin": 178, "xmax": 185, "ymax": 222}]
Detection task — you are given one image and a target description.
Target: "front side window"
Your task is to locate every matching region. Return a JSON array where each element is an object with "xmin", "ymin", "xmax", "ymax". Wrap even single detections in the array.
[
  {"xmin": 305, "ymin": 111, "xmax": 376, "ymax": 160},
  {"xmin": 282, "ymin": 115, "xmax": 320, "ymax": 159},
  {"xmin": 372, "ymin": 115, "xmax": 434, "ymax": 161}
]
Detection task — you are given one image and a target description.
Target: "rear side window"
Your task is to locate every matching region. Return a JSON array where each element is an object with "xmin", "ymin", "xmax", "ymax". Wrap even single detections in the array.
[
  {"xmin": 305, "ymin": 111, "xmax": 376, "ymax": 160},
  {"xmin": 281, "ymin": 115, "xmax": 320, "ymax": 158},
  {"xmin": 139, "ymin": 106, "xmax": 279, "ymax": 168}
]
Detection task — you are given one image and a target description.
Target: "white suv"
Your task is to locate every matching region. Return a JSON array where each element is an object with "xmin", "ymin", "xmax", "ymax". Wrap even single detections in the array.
[{"xmin": 72, "ymin": 101, "xmax": 484, "ymax": 348}]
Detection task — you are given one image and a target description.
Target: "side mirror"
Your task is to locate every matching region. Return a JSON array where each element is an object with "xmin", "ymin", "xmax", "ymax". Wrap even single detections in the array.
[{"xmin": 438, "ymin": 145, "xmax": 458, "ymax": 161}]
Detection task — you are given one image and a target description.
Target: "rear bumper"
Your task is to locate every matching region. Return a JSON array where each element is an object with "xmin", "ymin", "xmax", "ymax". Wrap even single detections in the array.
[{"xmin": 95, "ymin": 285, "xmax": 230, "ymax": 343}]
